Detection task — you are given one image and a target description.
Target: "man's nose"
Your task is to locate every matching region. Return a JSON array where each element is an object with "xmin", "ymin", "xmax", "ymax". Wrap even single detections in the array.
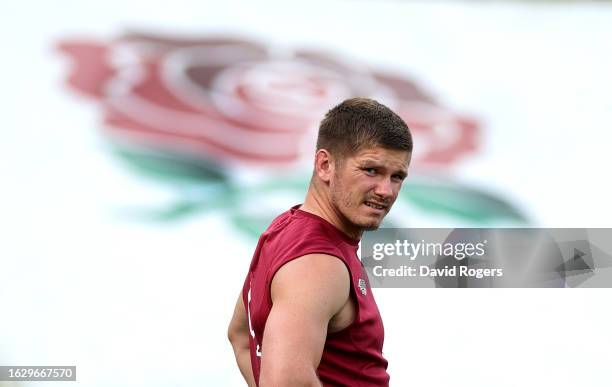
[{"xmin": 373, "ymin": 178, "xmax": 394, "ymax": 199}]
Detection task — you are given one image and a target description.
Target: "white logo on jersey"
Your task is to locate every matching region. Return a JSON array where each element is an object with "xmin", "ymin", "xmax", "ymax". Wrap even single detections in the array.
[
  {"xmin": 358, "ymin": 278, "xmax": 367, "ymax": 296},
  {"xmin": 247, "ymin": 285, "xmax": 262, "ymax": 357}
]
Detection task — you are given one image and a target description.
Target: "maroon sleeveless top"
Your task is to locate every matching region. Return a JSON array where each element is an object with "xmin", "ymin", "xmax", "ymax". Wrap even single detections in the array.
[{"xmin": 241, "ymin": 205, "xmax": 390, "ymax": 386}]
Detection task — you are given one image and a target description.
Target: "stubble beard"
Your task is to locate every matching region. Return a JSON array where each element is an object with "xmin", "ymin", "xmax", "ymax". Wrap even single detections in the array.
[{"xmin": 330, "ymin": 180, "xmax": 383, "ymax": 232}]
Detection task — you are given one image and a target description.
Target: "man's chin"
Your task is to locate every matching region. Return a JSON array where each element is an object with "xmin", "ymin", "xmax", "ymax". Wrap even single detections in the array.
[
  {"xmin": 342, "ymin": 210, "xmax": 385, "ymax": 233},
  {"xmin": 354, "ymin": 213, "xmax": 386, "ymax": 231},
  {"xmin": 364, "ymin": 224, "xmax": 381, "ymax": 231},
  {"xmin": 360, "ymin": 218, "xmax": 382, "ymax": 231},
  {"xmin": 344, "ymin": 217, "xmax": 381, "ymax": 233}
]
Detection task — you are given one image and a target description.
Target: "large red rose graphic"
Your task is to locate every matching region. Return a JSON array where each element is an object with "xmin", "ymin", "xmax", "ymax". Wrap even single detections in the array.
[
  {"xmin": 57, "ymin": 32, "xmax": 523, "ymax": 232},
  {"xmin": 57, "ymin": 32, "xmax": 478, "ymax": 169}
]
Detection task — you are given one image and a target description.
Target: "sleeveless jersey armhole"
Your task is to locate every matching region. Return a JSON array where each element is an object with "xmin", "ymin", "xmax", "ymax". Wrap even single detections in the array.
[{"xmin": 265, "ymin": 252, "xmax": 361, "ymax": 327}]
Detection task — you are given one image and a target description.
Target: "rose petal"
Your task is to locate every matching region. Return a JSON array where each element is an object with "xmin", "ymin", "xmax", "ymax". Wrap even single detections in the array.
[
  {"xmin": 116, "ymin": 32, "xmax": 268, "ymax": 58},
  {"xmin": 371, "ymin": 71, "xmax": 435, "ymax": 103},
  {"xmin": 57, "ymin": 41, "xmax": 116, "ymax": 98}
]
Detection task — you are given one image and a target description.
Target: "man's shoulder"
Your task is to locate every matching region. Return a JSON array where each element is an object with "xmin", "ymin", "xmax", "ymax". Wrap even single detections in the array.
[
  {"xmin": 254, "ymin": 207, "xmax": 344, "ymax": 267},
  {"xmin": 260, "ymin": 206, "xmax": 305, "ymax": 233},
  {"xmin": 265, "ymin": 209, "xmax": 337, "ymax": 247}
]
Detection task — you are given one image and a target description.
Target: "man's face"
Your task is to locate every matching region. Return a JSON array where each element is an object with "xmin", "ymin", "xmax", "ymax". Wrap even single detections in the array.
[{"xmin": 329, "ymin": 146, "xmax": 411, "ymax": 233}]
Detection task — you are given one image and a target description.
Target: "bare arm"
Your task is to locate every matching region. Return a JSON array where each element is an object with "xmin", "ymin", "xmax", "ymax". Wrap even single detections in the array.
[
  {"xmin": 259, "ymin": 254, "xmax": 351, "ymax": 387},
  {"xmin": 228, "ymin": 293, "xmax": 256, "ymax": 387}
]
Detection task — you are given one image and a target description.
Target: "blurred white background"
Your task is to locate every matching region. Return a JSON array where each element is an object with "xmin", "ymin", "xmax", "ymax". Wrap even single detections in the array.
[{"xmin": 1, "ymin": 1, "xmax": 611, "ymax": 386}]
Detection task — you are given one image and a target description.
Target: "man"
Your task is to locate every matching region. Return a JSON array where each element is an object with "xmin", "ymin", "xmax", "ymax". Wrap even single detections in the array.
[{"xmin": 228, "ymin": 97, "xmax": 413, "ymax": 386}]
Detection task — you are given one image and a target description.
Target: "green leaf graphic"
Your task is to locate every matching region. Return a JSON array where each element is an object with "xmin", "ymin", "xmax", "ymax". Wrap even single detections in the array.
[
  {"xmin": 108, "ymin": 144, "xmax": 528, "ymax": 232},
  {"xmin": 402, "ymin": 178, "xmax": 528, "ymax": 223},
  {"xmin": 111, "ymin": 145, "xmax": 227, "ymax": 184}
]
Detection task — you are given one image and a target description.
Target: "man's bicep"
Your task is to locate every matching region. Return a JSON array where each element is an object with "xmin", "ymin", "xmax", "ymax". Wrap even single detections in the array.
[{"xmin": 260, "ymin": 254, "xmax": 350, "ymax": 380}]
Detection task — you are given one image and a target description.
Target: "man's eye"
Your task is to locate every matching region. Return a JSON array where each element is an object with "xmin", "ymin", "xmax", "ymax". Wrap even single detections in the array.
[
  {"xmin": 364, "ymin": 168, "xmax": 377, "ymax": 175},
  {"xmin": 392, "ymin": 174, "xmax": 405, "ymax": 182}
]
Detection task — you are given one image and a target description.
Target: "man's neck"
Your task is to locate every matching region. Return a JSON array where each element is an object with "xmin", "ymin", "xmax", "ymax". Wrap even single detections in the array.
[{"xmin": 300, "ymin": 184, "xmax": 362, "ymax": 240}]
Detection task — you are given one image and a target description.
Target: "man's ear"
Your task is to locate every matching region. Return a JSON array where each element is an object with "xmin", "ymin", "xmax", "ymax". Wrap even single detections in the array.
[{"xmin": 314, "ymin": 149, "xmax": 334, "ymax": 183}]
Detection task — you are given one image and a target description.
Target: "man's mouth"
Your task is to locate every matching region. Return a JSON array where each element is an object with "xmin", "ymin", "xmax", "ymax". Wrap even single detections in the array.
[{"xmin": 364, "ymin": 201, "xmax": 387, "ymax": 211}]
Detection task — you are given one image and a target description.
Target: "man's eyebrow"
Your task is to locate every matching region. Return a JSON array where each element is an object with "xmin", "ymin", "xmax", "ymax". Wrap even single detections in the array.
[
  {"xmin": 395, "ymin": 169, "xmax": 408, "ymax": 178},
  {"xmin": 359, "ymin": 159, "xmax": 381, "ymax": 166},
  {"xmin": 359, "ymin": 160, "xmax": 408, "ymax": 176}
]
